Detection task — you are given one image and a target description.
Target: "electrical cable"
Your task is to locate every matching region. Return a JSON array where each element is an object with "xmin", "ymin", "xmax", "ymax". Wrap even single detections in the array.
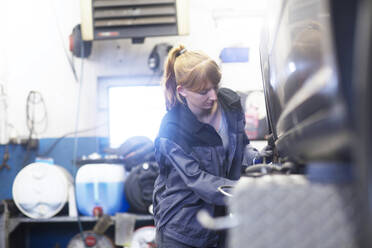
[
  {"xmin": 38, "ymin": 123, "xmax": 107, "ymax": 157},
  {"xmin": 71, "ymin": 43, "xmax": 88, "ymax": 248},
  {"xmin": 49, "ymin": 0, "xmax": 79, "ymax": 82},
  {"xmin": 23, "ymin": 91, "xmax": 48, "ymax": 166},
  {"xmin": 26, "ymin": 91, "xmax": 48, "ymax": 134},
  {"xmin": 49, "ymin": 1, "xmax": 88, "ymax": 243}
]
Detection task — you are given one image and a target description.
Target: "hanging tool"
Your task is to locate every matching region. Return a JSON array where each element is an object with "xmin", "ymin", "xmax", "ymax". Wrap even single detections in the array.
[{"xmin": 0, "ymin": 145, "xmax": 10, "ymax": 170}]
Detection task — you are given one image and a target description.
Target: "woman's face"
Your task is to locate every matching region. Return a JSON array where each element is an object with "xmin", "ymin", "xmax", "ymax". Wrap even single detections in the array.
[{"xmin": 178, "ymin": 81, "xmax": 218, "ymax": 111}]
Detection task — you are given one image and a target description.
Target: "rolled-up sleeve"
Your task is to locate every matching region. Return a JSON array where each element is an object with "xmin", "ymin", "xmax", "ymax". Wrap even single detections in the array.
[{"xmin": 156, "ymin": 138, "xmax": 236, "ymax": 206}]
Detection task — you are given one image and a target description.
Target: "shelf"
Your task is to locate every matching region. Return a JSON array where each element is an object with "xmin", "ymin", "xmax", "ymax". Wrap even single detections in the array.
[
  {"xmin": 10, "ymin": 213, "xmax": 152, "ymax": 223},
  {"xmin": 1, "ymin": 211, "xmax": 153, "ymax": 248}
]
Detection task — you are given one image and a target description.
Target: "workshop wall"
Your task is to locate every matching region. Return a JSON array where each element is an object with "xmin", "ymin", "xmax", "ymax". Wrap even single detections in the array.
[
  {"xmin": 0, "ymin": 0, "xmax": 266, "ymax": 200},
  {"xmin": 0, "ymin": 0, "xmax": 264, "ymax": 139}
]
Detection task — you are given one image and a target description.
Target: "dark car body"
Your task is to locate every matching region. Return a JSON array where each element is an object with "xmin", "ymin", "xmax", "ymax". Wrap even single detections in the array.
[
  {"xmin": 256, "ymin": 0, "xmax": 372, "ymax": 246},
  {"xmin": 259, "ymin": 0, "xmax": 355, "ymax": 164}
]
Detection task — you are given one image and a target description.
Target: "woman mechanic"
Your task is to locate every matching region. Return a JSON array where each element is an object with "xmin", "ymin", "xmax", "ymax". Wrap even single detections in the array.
[{"xmin": 153, "ymin": 45, "xmax": 269, "ymax": 248}]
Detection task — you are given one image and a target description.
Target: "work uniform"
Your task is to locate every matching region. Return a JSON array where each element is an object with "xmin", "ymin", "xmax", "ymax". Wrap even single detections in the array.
[{"xmin": 153, "ymin": 88, "xmax": 257, "ymax": 247}]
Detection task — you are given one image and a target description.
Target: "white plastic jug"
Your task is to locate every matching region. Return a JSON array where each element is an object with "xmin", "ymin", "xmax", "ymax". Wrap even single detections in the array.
[
  {"xmin": 75, "ymin": 163, "xmax": 129, "ymax": 216},
  {"xmin": 12, "ymin": 162, "xmax": 76, "ymax": 219}
]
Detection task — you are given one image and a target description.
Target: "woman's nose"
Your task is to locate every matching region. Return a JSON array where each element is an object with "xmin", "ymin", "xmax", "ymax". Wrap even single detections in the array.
[{"xmin": 208, "ymin": 88, "xmax": 217, "ymax": 100}]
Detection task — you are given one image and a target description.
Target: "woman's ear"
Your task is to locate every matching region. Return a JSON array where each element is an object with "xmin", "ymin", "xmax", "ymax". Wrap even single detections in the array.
[{"xmin": 177, "ymin": 85, "xmax": 187, "ymax": 97}]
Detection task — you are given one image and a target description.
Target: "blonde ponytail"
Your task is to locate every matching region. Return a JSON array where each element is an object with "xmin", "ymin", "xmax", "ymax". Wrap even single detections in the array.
[{"xmin": 163, "ymin": 45, "xmax": 186, "ymax": 110}]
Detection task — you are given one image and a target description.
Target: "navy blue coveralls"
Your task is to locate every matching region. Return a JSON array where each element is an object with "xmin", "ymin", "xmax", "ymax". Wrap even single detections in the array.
[{"xmin": 153, "ymin": 88, "xmax": 256, "ymax": 247}]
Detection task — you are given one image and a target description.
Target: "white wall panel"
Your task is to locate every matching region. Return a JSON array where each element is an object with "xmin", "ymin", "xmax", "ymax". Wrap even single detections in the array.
[{"xmin": 0, "ymin": 0, "xmax": 266, "ymax": 139}]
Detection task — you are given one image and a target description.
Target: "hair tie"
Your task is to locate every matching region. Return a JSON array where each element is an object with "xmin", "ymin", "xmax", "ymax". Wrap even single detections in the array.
[{"xmin": 176, "ymin": 48, "xmax": 187, "ymax": 57}]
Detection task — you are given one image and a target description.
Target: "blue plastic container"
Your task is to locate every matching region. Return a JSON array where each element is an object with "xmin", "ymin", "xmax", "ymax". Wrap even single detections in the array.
[{"xmin": 75, "ymin": 163, "xmax": 129, "ymax": 216}]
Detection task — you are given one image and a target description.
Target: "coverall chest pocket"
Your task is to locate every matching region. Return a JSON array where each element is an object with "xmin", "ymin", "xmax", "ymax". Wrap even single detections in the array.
[{"xmin": 192, "ymin": 147, "xmax": 215, "ymax": 174}]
